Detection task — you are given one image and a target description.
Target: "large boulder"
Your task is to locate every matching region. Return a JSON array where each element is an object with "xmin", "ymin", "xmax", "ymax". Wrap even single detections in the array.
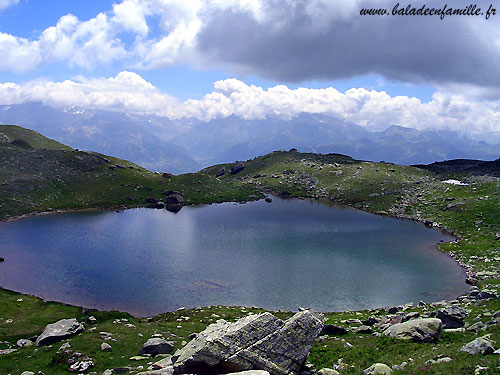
[
  {"xmin": 437, "ymin": 306, "xmax": 467, "ymax": 328},
  {"xmin": 172, "ymin": 310, "xmax": 324, "ymax": 375},
  {"xmin": 460, "ymin": 337, "xmax": 495, "ymax": 355},
  {"xmin": 230, "ymin": 162, "xmax": 245, "ymax": 175},
  {"xmin": 382, "ymin": 318, "xmax": 441, "ymax": 343},
  {"xmin": 35, "ymin": 318, "xmax": 85, "ymax": 346},
  {"xmin": 165, "ymin": 193, "xmax": 184, "ymax": 205}
]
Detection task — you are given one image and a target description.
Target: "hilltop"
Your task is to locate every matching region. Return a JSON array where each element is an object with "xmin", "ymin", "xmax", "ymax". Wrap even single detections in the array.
[{"xmin": 0, "ymin": 125, "xmax": 499, "ymax": 374}]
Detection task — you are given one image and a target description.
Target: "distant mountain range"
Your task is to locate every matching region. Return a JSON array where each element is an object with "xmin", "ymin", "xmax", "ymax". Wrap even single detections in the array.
[{"xmin": 0, "ymin": 102, "xmax": 498, "ymax": 173}]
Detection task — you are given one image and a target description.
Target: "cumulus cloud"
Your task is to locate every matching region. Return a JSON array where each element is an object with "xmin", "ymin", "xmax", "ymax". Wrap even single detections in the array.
[
  {"xmin": 1, "ymin": 0, "xmax": 500, "ymax": 90},
  {"xmin": 0, "ymin": 73, "xmax": 499, "ymax": 137},
  {"xmin": 0, "ymin": 72, "xmax": 179, "ymax": 115}
]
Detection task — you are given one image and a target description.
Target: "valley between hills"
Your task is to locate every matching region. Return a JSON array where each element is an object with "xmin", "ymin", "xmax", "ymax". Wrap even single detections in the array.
[{"xmin": 0, "ymin": 124, "xmax": 499, "ymax": 375}]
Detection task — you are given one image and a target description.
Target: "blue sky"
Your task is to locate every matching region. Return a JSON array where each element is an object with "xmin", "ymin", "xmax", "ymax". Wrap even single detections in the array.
[{"xmin": 0, "ymin": 0, "xmax": 498, "ymax": 135}]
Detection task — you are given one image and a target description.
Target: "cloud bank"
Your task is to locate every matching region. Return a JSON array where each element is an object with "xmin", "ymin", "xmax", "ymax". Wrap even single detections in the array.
[
  {"xmin": 1, "ymin": 0, "xmax": 500, "ymax": 90},
  {"xmin": 1, "ymin": 72, "xmax": 499, "ymax": 137}
]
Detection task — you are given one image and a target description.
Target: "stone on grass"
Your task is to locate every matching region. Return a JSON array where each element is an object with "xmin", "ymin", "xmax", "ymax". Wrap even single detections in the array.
[
  {"xmin": 321, "ymin": 324, "xmax": 348, "ymax": 335},
  {"xmin": 460, "ymin": 337, "xmax": 495, "ymax": 355},
  {"xmin": 230, "ymin": 162, "xmax": 245, "ymax": 174},
  {"xmin": 140, "ymin": 338, "xmax": 174, "ymax": 356},
  {"xmin": 35, "ymin": 318, "xmax": 85, "ymax": 346},
  {"xmin": 437, "ymin": 306, "xmax": 467, "ymax": 328},
  {"xmin": 317, "ymin": 368, "xmax": 340, "ymax": 375},
  {"xmin": 363, "ymin": 363, "xmax": 393, "ymax": 374},
  {"xmin": 16, "ymin": 339, "xmax": 33, "ymax": 347},
  {"xmin": 101, "ymin": 342, "xmax": 112, "ymax": 352},
  {"xmin": 382, "ymin": 318, "xmax": 442, "ymax": 343},
  {"xmin": 0, "ymin": 349, "xmax": 17, "ymax": 355},
  {"xmin": 172, "ymin": 310, "xmax": 324, "ymax": 375}
]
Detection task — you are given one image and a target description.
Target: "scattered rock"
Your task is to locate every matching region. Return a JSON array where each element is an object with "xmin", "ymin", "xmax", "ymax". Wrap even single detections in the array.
[
  {"xmin": 172, "ymin": 310, "xmax": 324, "ymax": 375},
  {"xmin": 20, "ymin": 372, "xmax": 35, "ymax": 375},
  {"xmin": 317, "ymin": 369, "xmax": 340, "ymax": 375},
  {"xmin": 216, "ymin": 168, "xmax": 226, "ymax": 177},
  {"xmin": 226, "ymin": 371, "xmax": 271, "ymax": 375},
  {"xmin": 435, "ymin": 357, "xmax": 452, "ymax": 364},
  {"xmin": 477, "ymin": 291, "xmax": 497, "ymax": 300},
  {"xmin": 164, "ymin": 193, "xmax": 184, "ymax": 205},
  {"xmin": 353, "ymin": 325, "xmax": 372, "ymax": 334},
  {"xmin": 363, "ymin": 363, "xmax": 393, "ymax": 374},
  {"xmin": 17, "ymin": 339, "xmax": 34, "ymax": 347},
  {"xmin": 162, "ymin": 173, "xmax": 173, "ymax": 178},
  {"xmin": 382, "ymin": 318, "xmax": 442, "ymax": 343},
  {"xmin": 0, "ymin": 349, "xmax": 17, "ymax": 355},
  {"xmin": 140, "ymin": 338, "xmax": 174, "ymax": 356},
  {"xmin": 59, "ymin": 342, "xmax": 71, "ymax": 351},
  {"xmin": 113, "ymin": 367, "xmax": 132, "ymax": 374},
  {"xmin": 101, "ymin": 342, "xmax": 112, "ymax": 352},
  {"xmin": 0, "ymin": 256, "xmax": 4, "ymax": 262},
  {"xmin": 321, "ymin": 325, "xmax": 348, "ymax": 335},
  {"xmin": 402, "ymin": 312, "xmax": 420, "ymax": 322},
  {"xmin": 230, "ymin": 162, "xmax": 245, "ymax": 174},
  {"xmin": 35, "ymin": 318, "xmax": 85, "ymax": 346},
  {"xmin": 361, "ymin": 316, "xmax": 380, "ymax": 326},
  {"xmin": 437, "ymin": 306, "xmax": 467, "ymax": 328},
  {"xmin": 387, "ymin": 306, "xmax": 399, "ymax": 314},
  {"xmin": 265, "ymin": 197, "xmax": 272, "ymax": 203},
  {"xmin": 461, "ymin": 337, "xmax": 496, "ymax": 355}
]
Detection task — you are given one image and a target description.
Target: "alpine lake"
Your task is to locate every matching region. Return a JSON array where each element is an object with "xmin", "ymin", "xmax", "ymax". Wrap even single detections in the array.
[{"xmin": 0, "ymin": 197, "xmax": 469, "ymax": 316}]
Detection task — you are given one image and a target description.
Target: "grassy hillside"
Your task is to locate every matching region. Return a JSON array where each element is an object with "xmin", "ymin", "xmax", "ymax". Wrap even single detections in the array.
[
  {"xmin": 0, "ymin": 125, "xmax": 72, "ymax": 151},
  {"xmin": 0, "ymin": 128, "xmax": 499, "ymax": 374},
  {"xmin": 0, "ymin": 125, "xmax": 261, "ymax": 221}
]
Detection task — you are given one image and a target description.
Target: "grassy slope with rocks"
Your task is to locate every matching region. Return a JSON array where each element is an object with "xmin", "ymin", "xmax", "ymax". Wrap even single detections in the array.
[{"xmin": 0, "ymin": 126, "xmax": 499, "ymax": 374}]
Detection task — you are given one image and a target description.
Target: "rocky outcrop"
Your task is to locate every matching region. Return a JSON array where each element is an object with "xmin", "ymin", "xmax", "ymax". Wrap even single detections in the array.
[
  {"xmin": 35, "ymin": 318, "xmax": 85, "ymax": 346},
  {"xmin": 216, "ymin": 167, "xmax": 226, "ymax": 177},
  {"xmin": 437, "ymin": 306, "xmax": 467, "ymax": 328},
  {"xmin": 230, "ymin": 162, "xmax": 245, "ymax": 175},
  {"xmin": 382, "ymin": 318, "xmax": 441, "ymax": 343},
  {"xmin": 172, "ymin": 310, "xmax": 324, "ymax": 375}
]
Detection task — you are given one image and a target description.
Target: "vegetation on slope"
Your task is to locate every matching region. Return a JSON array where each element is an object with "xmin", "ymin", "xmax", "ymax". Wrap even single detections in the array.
[{"xmin": 0, "ymin": 127, "xmax": 499, "ymax": 374}]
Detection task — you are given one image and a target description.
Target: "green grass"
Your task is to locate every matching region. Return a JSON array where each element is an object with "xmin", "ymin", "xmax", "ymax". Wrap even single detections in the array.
[{"xmin": 1, "ymin": 129, "xmax": 500, "ymax": 374}]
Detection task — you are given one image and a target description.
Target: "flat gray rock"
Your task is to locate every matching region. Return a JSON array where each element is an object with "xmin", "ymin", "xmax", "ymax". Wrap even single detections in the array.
[
  {"xmin": 460, "ymin": 337, "xmax": 495, "ymax": 355},
  {"xmin": 172, "ymin": 310, "xmax": 324, "ymax": 375},
  {"xmin": 35, "ymin": 318, "xmax": 85, "ymax": 346},
  {"xmin": 382, "ymin": 318, "xmax": 442, "ymax": 343}
]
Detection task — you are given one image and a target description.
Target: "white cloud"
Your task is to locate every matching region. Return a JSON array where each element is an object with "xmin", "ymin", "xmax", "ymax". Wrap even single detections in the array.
[
  {"xmin": 0, "ymin": 73, "xmax": 499, "ymax": 137},
  {"xmin": 0, "ymin": 0, "xmax": 19, "ymax": 11}
]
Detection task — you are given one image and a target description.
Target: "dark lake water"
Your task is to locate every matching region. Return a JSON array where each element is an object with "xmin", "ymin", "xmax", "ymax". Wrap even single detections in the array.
[{"xmin": 0, "ymin": 198, "xmax": 468, "ymax": 316}]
